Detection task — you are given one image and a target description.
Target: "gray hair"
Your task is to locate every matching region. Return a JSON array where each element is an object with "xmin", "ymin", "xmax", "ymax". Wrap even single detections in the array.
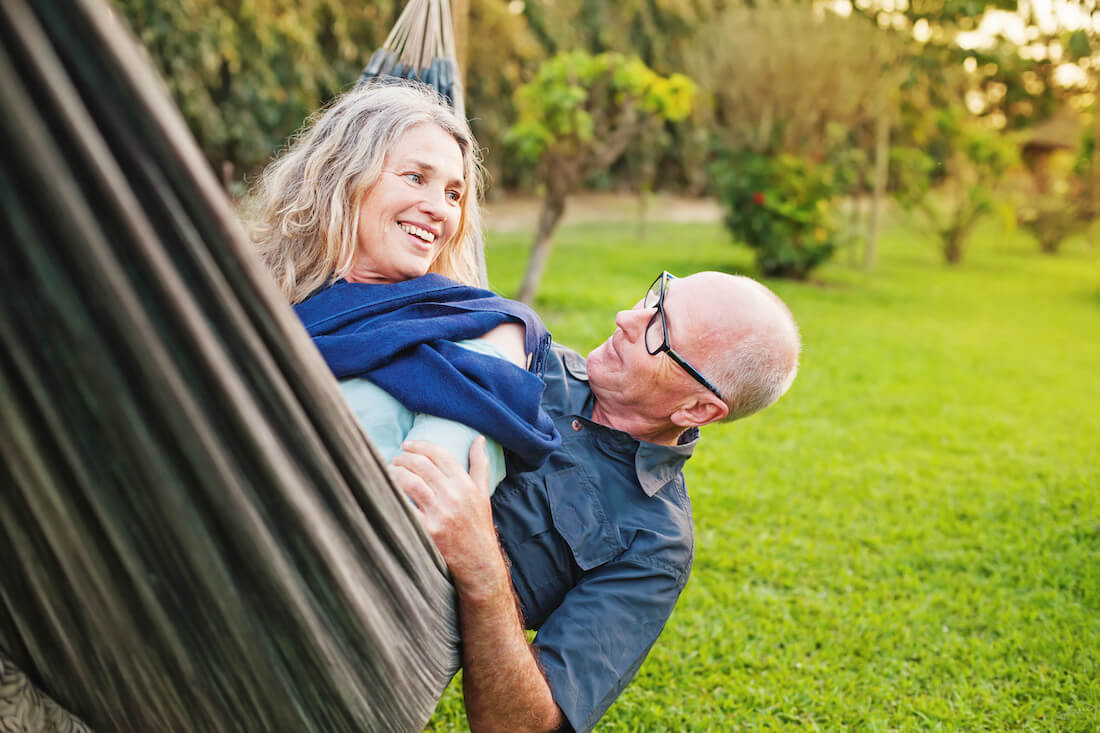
[
  {"xmin": 246, "ymin": 81, "xmax": 483, "ymax": 303},
  {"xmin": 707, "ymin": 279, "xmax": 801, "ymax": 422}
]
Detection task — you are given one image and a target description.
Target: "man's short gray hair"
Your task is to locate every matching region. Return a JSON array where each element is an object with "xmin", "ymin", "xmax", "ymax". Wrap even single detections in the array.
[{"xmin": 707, "ymin": 282, "xmax": 801, "ymax": 422}]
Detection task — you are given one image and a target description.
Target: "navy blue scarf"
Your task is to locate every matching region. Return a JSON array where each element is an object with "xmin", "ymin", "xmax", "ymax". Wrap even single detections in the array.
[{"xmin": 295, "ymin": 274, "xmax": 560, "ymax": 470}]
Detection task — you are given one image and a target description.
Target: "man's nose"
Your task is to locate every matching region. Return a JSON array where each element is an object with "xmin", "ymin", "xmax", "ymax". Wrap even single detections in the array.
[{"xmin": 615, "ymin": 307, "xmax": 645, "ymax": 339}]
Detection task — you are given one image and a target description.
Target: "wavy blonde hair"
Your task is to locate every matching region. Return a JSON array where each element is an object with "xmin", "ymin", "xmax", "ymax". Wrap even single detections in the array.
[{"xmin": 247, "ymin": 82, "xmax": 483, "ymax": 303}]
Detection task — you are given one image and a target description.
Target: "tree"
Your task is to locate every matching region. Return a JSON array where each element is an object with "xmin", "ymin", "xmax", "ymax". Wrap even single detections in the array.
[
  {"xmin": 112, "ymin": 0, "xmax": 399, "ymax": 185},
  {"xmin": 688, "ymin": 2, "xmax": 901, "ymax": 278},
  {"xmin": 854, "ymin": 0, "xmax": 1100, "ymax": 262},
  {"xmin": 463, "ymin": 0, "xmax": 546, "ymax": 193},
  {"xmin": 505, "ymin": 51, "xmax": 695, "ymax": 305},
  {"xmin": 689, "ymin": 3, "xmax": 900, "ymax": 156},
  {"xmin": 520, "ymin": 0, "xmax": 726, "ymax": 75},
  {"xmin": 107, "ymin": 0, "xmax": 734, "ymax": 198},
  {"xmin": 518, "ymin": 0, "xmax": 727, "ymax": 193},
  {"xmin": 892, "ymin": 109, "xmax": 1019, "ymax": 264}
]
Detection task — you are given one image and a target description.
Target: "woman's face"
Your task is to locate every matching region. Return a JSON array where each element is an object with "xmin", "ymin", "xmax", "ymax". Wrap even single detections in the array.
[{"xmin": 348, "ymin": 123, "xmax": 465, "ymax": 284}]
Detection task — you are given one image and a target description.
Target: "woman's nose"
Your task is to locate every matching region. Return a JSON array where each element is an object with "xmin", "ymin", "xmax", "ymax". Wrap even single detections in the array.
[{"xmin": 418, "ymin": 186, "xmax": 449, "ymax": 220}]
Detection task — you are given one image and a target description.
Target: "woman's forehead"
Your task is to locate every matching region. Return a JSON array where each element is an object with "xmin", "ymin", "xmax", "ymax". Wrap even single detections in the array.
[{"xmin": 389, "ymin": 124, "xmax": 463, "ymax": 173}]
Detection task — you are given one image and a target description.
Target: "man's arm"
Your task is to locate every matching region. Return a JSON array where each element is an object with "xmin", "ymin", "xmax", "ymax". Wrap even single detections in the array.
[{"xmin": 389, "ymin": 439, "xmax": 565, "ymax": 733}]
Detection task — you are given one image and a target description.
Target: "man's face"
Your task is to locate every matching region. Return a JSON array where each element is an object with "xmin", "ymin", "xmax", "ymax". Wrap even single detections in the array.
[{"xmin": 587, "ymin": 276, "xmax": 718, "ymax": 419}]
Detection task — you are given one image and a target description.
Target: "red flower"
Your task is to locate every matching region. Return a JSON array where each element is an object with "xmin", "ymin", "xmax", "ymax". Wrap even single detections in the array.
[{"xmin": 752, "ymin": 191, "xmax": 766, "ymax": 206}]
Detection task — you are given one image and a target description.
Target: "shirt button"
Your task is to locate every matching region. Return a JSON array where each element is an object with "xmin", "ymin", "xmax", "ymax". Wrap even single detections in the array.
[{"xmin": 571, "ymin": 419, "xmax": 583, "ymax": 432}]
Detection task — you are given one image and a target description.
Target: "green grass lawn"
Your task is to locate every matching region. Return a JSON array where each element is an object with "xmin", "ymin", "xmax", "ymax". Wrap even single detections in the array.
[{"xmin": 427, "ymin": 213, "xmax": 1100, "ymax": 731}]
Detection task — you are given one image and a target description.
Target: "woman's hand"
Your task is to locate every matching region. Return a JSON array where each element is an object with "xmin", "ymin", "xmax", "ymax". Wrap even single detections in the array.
[{"xmin": 389, "ymin": 437, "xmax": 509, "ymax": 596}]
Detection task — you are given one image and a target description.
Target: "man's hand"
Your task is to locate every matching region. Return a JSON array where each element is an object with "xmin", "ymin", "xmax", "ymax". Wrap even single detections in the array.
[
  {"xmin": 389, "ymin": 438, "xmax": 508, "ymax": 594},
  {"xmin": 388, "ymin": 439, "xmax": 566, "ymax": 733}
]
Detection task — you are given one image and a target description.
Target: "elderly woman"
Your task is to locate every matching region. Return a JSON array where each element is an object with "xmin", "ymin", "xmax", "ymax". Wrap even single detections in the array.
[{"xmin": 249, "ymin": 82, "xmax": 558, "ymax": 488}]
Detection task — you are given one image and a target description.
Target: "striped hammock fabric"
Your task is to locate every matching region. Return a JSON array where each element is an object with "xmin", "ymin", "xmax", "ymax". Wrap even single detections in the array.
[{"xmin": 0, "ymin": 0, "xmax": 459, "ymax": 730}]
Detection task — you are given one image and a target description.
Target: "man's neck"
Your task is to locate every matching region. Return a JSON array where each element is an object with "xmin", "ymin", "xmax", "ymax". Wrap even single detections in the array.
[{"xmin": 589, "ymin": 399, "xmax": 686, "ymax": 447}]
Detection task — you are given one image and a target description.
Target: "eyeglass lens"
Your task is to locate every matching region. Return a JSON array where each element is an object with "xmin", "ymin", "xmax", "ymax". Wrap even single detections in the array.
[
  {"xmin": 644, "ymin": 276, "xmax": 665, "ymax": 353},
  {"xmin": 644, "ymin": 277, "xmax": 662, "ymax": 309}
]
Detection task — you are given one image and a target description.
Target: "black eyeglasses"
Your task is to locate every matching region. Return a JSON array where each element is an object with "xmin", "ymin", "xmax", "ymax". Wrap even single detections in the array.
[{"xmin": 644, "ymin": 271, "xmax": 723, "ymax": 400}]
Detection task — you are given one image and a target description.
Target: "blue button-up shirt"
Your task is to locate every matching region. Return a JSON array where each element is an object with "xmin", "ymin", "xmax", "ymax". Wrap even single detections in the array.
[{"xmin": 493, "ymin": 344, "xmax": 697, "ymax": 732}]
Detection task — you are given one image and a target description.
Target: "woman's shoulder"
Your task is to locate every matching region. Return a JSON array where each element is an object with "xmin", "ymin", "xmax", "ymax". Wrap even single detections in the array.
[{"xmin": 474, "ymin": 323, "xmax": 527, "ymax": 367}]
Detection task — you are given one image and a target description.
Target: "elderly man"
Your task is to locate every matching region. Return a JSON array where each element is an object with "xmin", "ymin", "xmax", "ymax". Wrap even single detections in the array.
[{"xmin": 391, "ymin": 271, "xmax": 800, "ymax": 733}]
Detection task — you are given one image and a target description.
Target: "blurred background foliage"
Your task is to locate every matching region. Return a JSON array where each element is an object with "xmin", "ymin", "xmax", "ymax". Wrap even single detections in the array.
[
  {"xmin": 111, "ymin": 0, "xmax": 1100, "ymax": 278},
  {"xmin": 114, "ymin": 0, "xmax": 401, "ymax": 189},
  {"xmin": 504, "ymin": 50, "xmax": 696, "ymax": 301}
]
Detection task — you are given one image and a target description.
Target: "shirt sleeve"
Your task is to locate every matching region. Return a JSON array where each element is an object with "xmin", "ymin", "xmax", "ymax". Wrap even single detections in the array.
[
  {"xmin": 531, "ymin": 559, "xmax": 686, "ymax": 733},
  {"xmin": 404, "ymin": 413, "xmax": 506, "ymax": 491}
]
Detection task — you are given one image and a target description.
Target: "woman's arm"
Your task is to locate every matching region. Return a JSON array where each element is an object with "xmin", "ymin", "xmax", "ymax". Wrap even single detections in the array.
[{"xmin": 480, "ymin": 322, "xmax": 528, "ymax": 369}]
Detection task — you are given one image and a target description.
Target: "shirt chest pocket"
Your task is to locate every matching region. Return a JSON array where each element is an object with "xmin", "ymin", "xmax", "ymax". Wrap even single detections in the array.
[{"xmin": 545, "ymin": 467, "xmax": 624, "ymax": 570}]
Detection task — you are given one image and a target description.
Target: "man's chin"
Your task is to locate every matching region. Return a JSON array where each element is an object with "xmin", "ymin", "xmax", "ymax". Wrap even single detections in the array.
[
  {"xmin": 586, "ymin": 342, "xmax": 619, "ymax": 388},
  {"xmin": 587, "ymin": 341, "xmax": 610, "ymax": 366}
]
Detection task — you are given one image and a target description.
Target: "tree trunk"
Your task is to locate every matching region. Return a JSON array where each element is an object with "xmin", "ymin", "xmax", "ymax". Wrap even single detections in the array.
[
  {"xmin": 1092, "ymin": 87, "xmax": 1100, "ymax": 250},
  {"xmin": 636, "ymin": 189, "xmax": 650, "ymax": 242},
  {"xmin": 866, "ymin": 106, "xmax": 890, "ymax": 271},
  {"xmin": 468, "ymin": 227, "xmax": 489, "ymax": 287},
  {"xmin": 221, "ymin": 160, "xmax": 234, "ymax": 194},
  {"xmin": 517, "ymin": 193, "xmax": 567, "ymax": 305},
  {"xmin": 943, "ymin": 230, "xmax": 964, "ymax": 264},
  {"xmin": 943, "ymin": 210, "xmax": 977, "ymax": 265},
  {"xmin": 849, "ymin": 194, "xmax": 865, "ymax": 267}
]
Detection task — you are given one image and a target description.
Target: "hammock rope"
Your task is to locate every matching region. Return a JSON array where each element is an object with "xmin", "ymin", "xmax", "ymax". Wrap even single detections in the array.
[
  {"xmin": 0, "ymin": 0, "xmax": 460, "ymax": 730},
  {"xmin": 361, "ymin": 0, "xmax": 464, "ymax": 117}
]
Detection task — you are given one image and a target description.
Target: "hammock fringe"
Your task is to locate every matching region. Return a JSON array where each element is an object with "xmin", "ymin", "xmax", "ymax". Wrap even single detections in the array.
[{"xmin": 361, "ymin": 0, "xmax": 464, "ymax": 117}]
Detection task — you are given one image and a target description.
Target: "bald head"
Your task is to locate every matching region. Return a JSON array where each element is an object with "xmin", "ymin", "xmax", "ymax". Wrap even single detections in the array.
[{"xmin": 679, "ymin": 272, "xmax": 800, "ymax": 422}]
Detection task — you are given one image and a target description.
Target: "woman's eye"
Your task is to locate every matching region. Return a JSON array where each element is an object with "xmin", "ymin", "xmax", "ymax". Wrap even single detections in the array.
[
  {"xmin": 446, "ymin": 190, "xmax": 462, "ymax": 203},
  {"xmin": 404, "ymin": 172, "xmax": 422, "ymax": 184}
]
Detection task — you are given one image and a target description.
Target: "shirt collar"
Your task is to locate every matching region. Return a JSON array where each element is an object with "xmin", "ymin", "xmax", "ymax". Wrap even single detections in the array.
[
  {"xmin": 561, "ymin": 346, "xmax": 588, "ymax": 379},
  {"xmin": 561, "ymin": 348, "xmax": 699, "ymax": 497},
  {"xmin": 634, "ymin": 430, "xmax": 698, "ymax": 496}
]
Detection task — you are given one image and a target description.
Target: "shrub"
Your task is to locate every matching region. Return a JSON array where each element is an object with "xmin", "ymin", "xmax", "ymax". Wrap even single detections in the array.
[
  {"xmin": 1018, "ymin": 147, "xmax": 1091, "ymax": 254},
  {"xmin": 711, "ymin": 150, "xmax": 837, "ymax": 279}
]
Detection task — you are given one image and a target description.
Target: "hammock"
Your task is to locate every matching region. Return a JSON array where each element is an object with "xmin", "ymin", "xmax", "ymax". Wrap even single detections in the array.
[{"xmin": 0, "ymin": 0, "xmax": 463, "ymax": 730}]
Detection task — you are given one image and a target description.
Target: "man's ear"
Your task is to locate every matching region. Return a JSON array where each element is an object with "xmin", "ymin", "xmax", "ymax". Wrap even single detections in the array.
[{"xmin": 671, "ymin": 395, "xmax": 728, "ymax": 428}]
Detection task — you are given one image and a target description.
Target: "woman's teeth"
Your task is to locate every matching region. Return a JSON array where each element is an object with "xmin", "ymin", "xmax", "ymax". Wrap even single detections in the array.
[{"xmin": 399, "ymin": 223, "xmax": 435, "ymax": 243}]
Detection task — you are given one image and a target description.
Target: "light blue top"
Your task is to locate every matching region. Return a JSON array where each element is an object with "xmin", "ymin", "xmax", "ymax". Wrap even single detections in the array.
[{"xmin": 339, "ymin": 338, "xmax": 508, "ymax": 492}]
